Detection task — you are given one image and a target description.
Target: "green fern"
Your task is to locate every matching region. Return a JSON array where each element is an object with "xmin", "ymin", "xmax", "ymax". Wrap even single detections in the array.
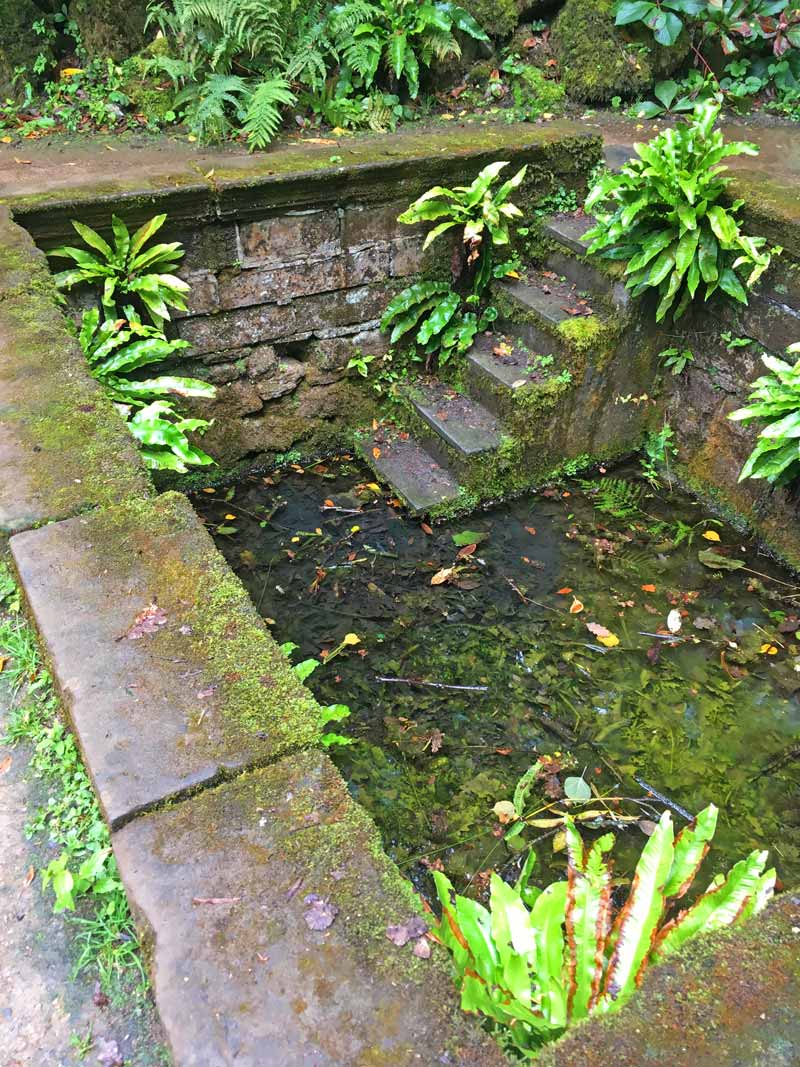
[
  {"xmin": 243, "ymin": 76, "xmax": 297, "ymax": 149},
  {"xmin": 578, "ymin": 477, "xmax": 645, "ymax": 519},
  {"xmin": 174, "ymin": 73, "xmax": 248, "ymax": 141}
]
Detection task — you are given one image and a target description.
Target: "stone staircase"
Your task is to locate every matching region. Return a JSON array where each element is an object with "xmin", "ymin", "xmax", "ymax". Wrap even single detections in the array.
[{"xmin": 358, "ymin": 214, "xmax": 626, "ymax": 515}]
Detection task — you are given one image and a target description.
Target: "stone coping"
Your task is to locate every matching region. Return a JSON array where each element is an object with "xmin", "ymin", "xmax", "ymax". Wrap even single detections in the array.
[
  {"xmin": 113, "ymin": 751, "xmax": 506, "ymax": 1067},
  {"xmin": 0, "ymin": 207, "xmax": 152, "ymax": 533},
  {"xmin": 0, "ymin": 121, "xmax": 602, "ymax": 242},
  {"xmin": 10, "ymin": 492, "xmax": 322, "ymax": 828}
]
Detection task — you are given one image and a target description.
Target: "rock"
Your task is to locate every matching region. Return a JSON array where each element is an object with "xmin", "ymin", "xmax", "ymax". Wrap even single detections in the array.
[
  {"xmin": 553, "ymin": 0, "xmax": 689, "ymax": 103},
  {"xmin": 212, "ymin": 380, "xmax": 264, "ymax": 416},
  {"xmin": 0, "ymin": 0, "xmax": 55, "ymax": 97},
  {"xmin": 69, "ymin": 0, "xmax": 149, "ymax": 60},
  {"xmin": 256, "ymin": 359, "xmax": 306, "ymax": 401},
  {"xmin": 246, "ymin": 344, "xmax": 279, "ymax": 379}
]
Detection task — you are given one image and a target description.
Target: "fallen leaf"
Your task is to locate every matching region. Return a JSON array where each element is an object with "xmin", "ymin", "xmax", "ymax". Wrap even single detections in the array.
[
  {"xmin": 14, "ymin": 157, "xmax": 32, "ymax": 165},
  {"xmin": 693, "ymin": 616, "xmax": 716, "ymax": 630},
  {"xmin": 413, "ymin": 937, "xmax": 432, "ymax": 959},
  {"xmin": 24, "ymin": 865, "xmax": 35, "ymax": 887},
  {"xmin": 120, "ymin": 603, "xmax": 167, "ymax": 641},
  {"xmin": 495, "ymin": 746, "xmax": 513, "ymax": 756},
  {"xmin": 421, "ymin": 522, "xmax": 433, "ymax": 535},
  {"xmin": 702, "ymin": 530, "xmax": 721, "ymax": 542},
  {"xmin": 93, "ymin": 981, "xmax": 110, "ymax": 1008},
  {"xmin": 552, "ymin": 829, "xmax": 567, "ymax": 852},
  {"xmin": 430, "ymin": 567, "xmax": 454, "ymax": 586},
  {"xmin": 0, "ymin": 754, "xmax": 11, "ymax": 775},
  {"xmin": 586, "ymin": 622, "xmax": 620, "ymax": 648},
  {"xmin": 698, "ymin": 549, "xmax": 745, "ymax": 571},
  {"xmin": 524, "ymin": 526, "xmax": 536, "ymax": 536},
  {"xmin": 493, "ymin": 800, "xmax": 517, "ymax": 824},
  {"xmin": 666, "ymin": 609, "xmax": 682, "ymax": 634},
  {"xmin": 640, "ymin": 583, "xmax": 657, "ymax": 593},
  {"xmin": 452, "ymin": 530, "xmax": 488, "ymax": 546},
  {"xmin": 569, "ymin": 597, "xmax": 584, "ymax": 614},
  {"xmin": 192, "ymin": 896, "xmax": 241, "ymax": 905},
  {"xmin": 96, "ymin": 1037, "xmax": 124, "ymax": 1067},
  {"xmin": 429, "ymin": 728, "xmax": 444, "ymax": 753},
  {"xmin": 303, "ymin": 894, "xmax": 339, "ymax": 931},
  {"xmin": 638, "ymin": 819, "xmax": 657, "ymax": 836},
  {"xmin": 372, "ymin": 447, "xmax": 381, "ymax": 459},
  {"xmin": 385, "ymin": 916, "xmax": 428, "ymax": 947},
  {"xmin": 556, "ymin": 587, "xmax": 572, "ymax": 595},
  {"xmin": 759, "ymin": 643, "xmax": 779, "ymax": 655},
  {"xmin": 456, "ymin": 543, "xmax": 477, "ymax": 559}
]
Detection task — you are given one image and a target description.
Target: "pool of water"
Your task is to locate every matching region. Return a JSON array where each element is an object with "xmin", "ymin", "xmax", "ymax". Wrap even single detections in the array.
[{"xmin": 193, "ymin": 458, "xmax": 800, "ymax": 895}]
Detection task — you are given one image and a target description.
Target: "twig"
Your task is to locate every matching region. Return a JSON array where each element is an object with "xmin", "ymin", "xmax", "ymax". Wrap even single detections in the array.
[
  {"xmin": 374, "ymin": 675, "xmax": 489, "ymax": 692},
  {"xmin": 634, "ymin": 776, "xmax": 694, "ymax": 822}
]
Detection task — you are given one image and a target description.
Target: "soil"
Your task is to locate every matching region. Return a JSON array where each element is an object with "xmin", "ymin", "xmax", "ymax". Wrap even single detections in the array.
[{"xmin": 0, "ymin": 675, "xmax": 168, "ymax": 1067}]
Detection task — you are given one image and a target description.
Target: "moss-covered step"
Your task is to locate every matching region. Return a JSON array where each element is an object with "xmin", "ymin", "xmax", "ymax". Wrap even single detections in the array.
[
  {"xmin": 537, "ymin": 890, "xmax": 800, "ymax": 1067},
  {"xmin": 358, "ymin": 430, "xmax": 462, "ymax": 515},
  {"xmin": 404, "ymin": 380, "xmax": 503, "ymax": 479},
  {"xmin": 9, "ymin": 492, "xmax": 321, "ymax": 828},
  {"xmin": 0, "ymin": 208, "xmax": 152, "ymax": 533},
  {"xmin": 112, "ymin": 750, "xmax": 505, "ymax": 1067},
  {"xmin": 541, "ymin": 213, "xmax": 631, "ymax": 311}
]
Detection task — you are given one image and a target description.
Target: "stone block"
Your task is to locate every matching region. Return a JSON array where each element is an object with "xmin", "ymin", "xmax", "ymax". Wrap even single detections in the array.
[
  {"xmin": 352, "ymin": 326, "xmax": 390, "ymax": 358},
  {"xmin": 217, "ymin": 258, "xmax": 347, "ymax": 311},
  {"xmin": 212, "ymin": 379, "xmax": 264, "ymax": 416},
  {"xmin": 10, "ymin": 493, "xmax": 321, "ymax": 828},
  {"xmin": 174, "ymin": 223, "xmax": 240, "ymax": 274},
  {"xmin": 342, "ymin": 201, "xmax": 421, "ymax": 250},
  {"xmin": 390, "ymin": 235, "xmax": 427, "ymax": 278},
  {"xmin": 112, "ymin": 751, "xmax": 505, "ymax": 1067},
  {"xmin": 177, "ymin": 303, "xmax": 299, "ymax": 355},
  {"xmin": 238, "ymin": 211, "xmax": 341, "ymax": 268},
  {"xmin": 343, "ymin": 245, "xmax": 392, "ymax": 287},
  {"xmin": 246, "ymin": 343, "xmax": 278, "ymax": 378},
  {"xmin": 177, "ymin": 270, "xmax": 219, "ymax": 317},
  {"xmin": 299, "ymin": 284, "xmax": 397, "ymax": 334},
  {"xmin": 255, "ymin": 358, "xmax": 306, "ymax": 401}
]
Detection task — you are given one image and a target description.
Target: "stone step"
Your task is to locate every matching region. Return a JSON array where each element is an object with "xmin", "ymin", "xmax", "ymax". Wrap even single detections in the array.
[
  {"xmin": 408, "ymin": 380, "xmax": 502, "ymax": 456},
  {"xmin": 358, "ymin": 431, "xmax": 461, "ymax": 515},
  {"xmin": 542, "ymin": 212, "xmax": 596, "ymax": 256},
  {"xmin": 501, "ymin": 277, "xmax": 575, "ymax": 329},
  {"xmin": 10, "ymin": 492, "xmax": 321, "ymax": 829},
  {"xmin": 463, "ymin": 330, "xmax": 570, "ymax": 419},
  {"xmin": 112, "ymin": 752, "xmax": 504, "ymax": 1067}
]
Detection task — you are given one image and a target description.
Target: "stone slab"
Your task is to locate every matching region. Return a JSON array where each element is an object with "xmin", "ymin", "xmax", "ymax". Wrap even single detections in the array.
[
  {"xmin": 10, "ymin": 492, "xmax": 321, "ymax": 828},
  {"xmin": 0, "ymin": 208, "xmax": 152, "ymax": 533},
  {"xmin": 112, "ymin": 751, "xmax": 505, "ymax": 1067},
  {"xmin": 410, "ymin": 381, "xmax": 502, "ymax": 456},
  {"xmin": 537, "ymin": 891, "xmax": 800, "ymax": 1067},
  {"xmin": 359, "ymin": 432, "xmax": 461, "ymax": 514}
]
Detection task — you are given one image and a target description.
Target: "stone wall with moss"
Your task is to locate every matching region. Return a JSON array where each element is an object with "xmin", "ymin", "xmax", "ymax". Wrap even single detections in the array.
[{"xmin": 11, "ymin": 124, "xmax": 600, "ymax": 472}]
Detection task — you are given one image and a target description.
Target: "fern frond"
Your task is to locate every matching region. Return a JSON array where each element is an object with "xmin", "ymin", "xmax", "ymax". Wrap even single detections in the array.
[
  {"xmin": 174, "ymin": 72, "xmax": 248, "ymax": 141},
  {"xmin": 242, "ymin": 75, "xmax": 297, "ymax": 149},
  {"xmin": 578, "ymin": 477, "xmax": 645, "ymax": 519}
]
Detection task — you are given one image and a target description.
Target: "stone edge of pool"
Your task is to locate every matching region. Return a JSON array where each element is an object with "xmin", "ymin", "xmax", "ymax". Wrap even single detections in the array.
[{"xmin": 0, "ymin": 127, "xmax": 798, "ymax": 1065}]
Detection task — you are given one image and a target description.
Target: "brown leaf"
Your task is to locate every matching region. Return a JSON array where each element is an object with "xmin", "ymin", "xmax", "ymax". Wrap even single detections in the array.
[
  {"xmin": 569, "ymin": 597, "xmax": 584, "ymax": 614},
  {"xmin": 303, "ymin": 894, "xmax": 338, "ymax": 930},
  {"xmin": 430, "ymin": 567, "xmax": 454, "ymax": 586},
  {"xmin": 421, "ymin": 522, "xmax": 433, "ymax": 535},
  {"xmin": 372, "ymin": 447, "xmax": 381, "ymax": 459},
  {"xmin": 0, "ymin": 754, "xmax": 11, "ymax": 775},
  {"xmin": 429, "ymin": 728, "xmax": 444, "ymax": 754},
  {"xmin": 24, "ymin": 865, "xmax": 35, "ymax": 887},
  {"xmin": 556, "ymin": 587, "xmax": 572, "ymax": 595},
  {"xmin": 120, "ymin": 603, "xmax": 167, "ymax": 641},
  {"xmin": 413, "ymin": 937, "xmax": 432, "ymax": 959},
  {"xmin": 640, "ymin": 583, "xmax": 657, "ymax": 593},
  {"xmin": 638, "ymin": 819, "xmax": 657, "ymax": 836},
  {"xmin": 524, "ymin": 526, "xmax": 536, "ymax": 536},
  {"xmin": 93, "ymin": 981, "xmax": 110, "ymax": 1008},
  {"xmin": 456, "ymin": 543, "xmax": 476, "ymax": 559}
]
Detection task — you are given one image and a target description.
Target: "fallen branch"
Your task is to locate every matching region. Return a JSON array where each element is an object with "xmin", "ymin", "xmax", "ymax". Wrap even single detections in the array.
[
  {"xmin": 374, "ymin": 675, "xmax": 489, "ymax": 692},
  {"xmin": 633, "ymin": 776, "xmax": 693, "ymax": 822}
]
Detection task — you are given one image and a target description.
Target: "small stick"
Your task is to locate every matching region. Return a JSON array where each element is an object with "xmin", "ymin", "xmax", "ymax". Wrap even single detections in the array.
[
  {"xmin": 634, "ymin": 776, "xmax": 693, "ymax": 822},
  {"xmin": 374, "ymin": 675, "xmax": 489, "ymax": 692}
]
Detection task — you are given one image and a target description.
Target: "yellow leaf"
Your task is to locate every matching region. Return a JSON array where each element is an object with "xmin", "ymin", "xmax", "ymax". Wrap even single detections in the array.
[
  {"xmin": 493, "ymin": 801, "xmax": 517, "ymax": 824},
  {"xmin": 552, "ymin": 829, "xmax": 567, "ymax": 852},
  {"xmin": 431, "ymin": 567, "xmax": 454, "ymax": 586},
  {"xmin": 343, "ymin": 633, "xmax": 360, "ymax": 646},
  {"xmin": 291, "ymin": 536, "xmax": 300, "ymax": 543},
  {"xmin": 224, "ymin": 513, "xmax": 236, "ymax": 520},
  {"xmin": 187, "ymin": 134, "xmax": 197, "ymax": 142},
  {"xmin": 315, "ymin": 527, "xmax": 322, "ymax": 535},
  {"xmin": 702, "ymin": 530, "xmax": 721, "ymax": 542},
  {"xmin": 505, "ymin": 270, "xmax": 521, "ymax": 279},
  {"xmin": 598, "ymin": 633, "xmax": 620, "ymax": 648},
  {"xmin": 0, "ymin": 135, "xmax": 12, "ymax": 143},
  {"xmin": 366, "ymin": 483, "xmax": 381, "ymax": 493},
  {"xmin": 759, "ymin": 643, "xmax": 779, "ymax": 655},
  {"xmin": 569, "ymin": 597, "xmax": 584, "ymax": 614},
  {"xmin": 60, "ymin": 67, "xmax": 84, "ymax": 78},
  {"xmin": 350, "ymin": 525, "xmax": 361, "ymax": 533}
]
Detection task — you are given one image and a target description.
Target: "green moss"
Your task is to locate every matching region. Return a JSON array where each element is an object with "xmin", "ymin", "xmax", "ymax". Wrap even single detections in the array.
[
  {"xmin": 70, "ymin": 0, "xmax": 148, "ymax": 60},
  {"xmin": 0, "ymin": 0, "xmax": 54, "ymax": 97},
  {"xmin": 460, "ymin": 0, "xmax": 522, "ymax": 38},
  {"xmin": 553, "ymin": 0, "xmax": 689, "ymax": 103}
]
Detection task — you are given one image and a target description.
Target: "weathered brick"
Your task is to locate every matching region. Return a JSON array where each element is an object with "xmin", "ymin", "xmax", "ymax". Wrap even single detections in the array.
[
  {"xmin": 238, "ymin": 210, "xmax": 340, "ymax": 268},
  {"xmin": 255, "ymin": 358, "xmax": 306, "ymax": 401},
  {"xmin": 177, "ymin": 303, "xmax": 298, "ymax": 354},
  {"xmin": 342, "ymin": 201, "xmax": 419, "ymax": 249},
  {"xmin": 344, "ymin": 245, "xmax": 392, "ymax": 286},
  {"xmin": 175, "ymin": 223, "xmax": 239, "ymax": 273},
  {"xmin": 175, "ymin": 270, "xmax": 219, "ymax": 317},
  {"xmin": 217, "ymin": 258, "xmax": 347, "ymax": 310},
  {"xmin": 299, "ymin": 284, "xmax": 398, "ymax": 333},
  {"xmin": 391, "ymin": 236, "xmax": 426, "ymax": 278},
  {"xmin": 246, "ymin": 343, "xmax": 278, "ymax": 378}
]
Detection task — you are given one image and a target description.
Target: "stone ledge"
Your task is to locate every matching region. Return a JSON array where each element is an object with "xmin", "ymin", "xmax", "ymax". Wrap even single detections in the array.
[
  {"xmin": 10, "ymin": 492, "xmax": 321, "ymax": 828},
  {"xmin": 112, "ymin": 750, "xmax": 505, "ymax": 1067},
  {"xmin": 0, "ymin": 207, "xmax": 152, "ymax": 533},
  {"xmin": 537, "ymin": 892, "xmax": 800, "ymax": 1067}
]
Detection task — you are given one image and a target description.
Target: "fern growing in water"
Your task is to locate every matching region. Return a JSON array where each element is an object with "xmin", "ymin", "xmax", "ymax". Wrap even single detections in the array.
[{"xmin": 578, "ymin": 477, "xmax": 646, "ymax": 519}]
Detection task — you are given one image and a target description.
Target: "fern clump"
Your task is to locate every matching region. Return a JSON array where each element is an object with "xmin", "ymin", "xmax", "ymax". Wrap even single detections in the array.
[{"xmin": 578, "ymin": 477, "xmax": 645, "ymax": 519}]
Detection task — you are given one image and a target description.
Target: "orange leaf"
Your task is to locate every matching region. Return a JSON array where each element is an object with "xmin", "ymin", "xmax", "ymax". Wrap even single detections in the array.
[
  {"xmin": 524, "ymin": 526, "xmax": 536, "ymax": 536},
  {"xmin": 556, "ymin": 587, "xmax": 573, "ymax": 595},
  {"xmin": 372, "ymin": 447, "xmax": 381, "ymax": 459},
  {"xmin": 641, "ymin": 583, "xmax": 657, "ymax": 593},
  {"xmin": 457, "ymin": 544, "xmax": 476, "ymax": 559},
  {"xmin": 324, "ymin": 499, "xmax": 335, "ymax": 507},
  {"xmin": 421, "ymin": 522, "xmax": 433, "ymax": 535},
  {"xmin": 569, "ymin": 597, "xmax": 584, "ymax": 614}
]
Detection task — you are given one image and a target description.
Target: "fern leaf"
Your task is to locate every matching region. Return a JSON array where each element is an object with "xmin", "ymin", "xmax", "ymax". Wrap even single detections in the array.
[{"xmin": 243, "ymin": 75, "xmax": 296, "ymax": 149}]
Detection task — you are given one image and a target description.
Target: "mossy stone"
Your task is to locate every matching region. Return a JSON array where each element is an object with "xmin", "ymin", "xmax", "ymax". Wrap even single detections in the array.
[
  {"xmin": 70, "ymin": 0, "xmax": 148, "ymax": 60},
  {"xmin": 0, "ymin": 0, "xmax": 54, "ymax": 97},
  {"xmin": 460, "ymin": 0, "xmax": 524, "ymax": 38},
  {"xmin": 553, "ymin": 0, "xmax": 689, "ymax": 103}
]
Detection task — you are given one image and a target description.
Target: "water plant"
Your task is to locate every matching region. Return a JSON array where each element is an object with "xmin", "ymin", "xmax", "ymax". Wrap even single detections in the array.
[
  {"xmin": 730, "ymin": 341, "xmax": 800, "ymax": 485},
  {"xmin": 584, "ymin": 99, "xmax": 777, "ymax": 322},
  {"xmin": 49, "ymin": 213, "xmax": 189, "ymax": 324},
  {"xmin": 433, "ymin": 804, "xmax": 774, "ymax": 1057}
]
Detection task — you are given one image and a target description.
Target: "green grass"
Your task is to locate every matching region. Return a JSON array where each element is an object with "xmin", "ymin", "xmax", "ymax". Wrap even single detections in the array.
[{"xmin": 0, "ymin": 562, "xmax": 146, "ymax": 996}]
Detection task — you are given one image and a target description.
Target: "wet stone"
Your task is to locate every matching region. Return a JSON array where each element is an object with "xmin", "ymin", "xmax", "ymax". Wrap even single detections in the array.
[
  {"xmin": 9, "ymin": 492, "xmax": 320, "ymax": 828},
  {"xmin": 255, "ymin": 358, "xmax": 306, "ymax": 401},
  {"xmin": 112, "ymin": 751, "xmax": 503, "ymax": 1067}
]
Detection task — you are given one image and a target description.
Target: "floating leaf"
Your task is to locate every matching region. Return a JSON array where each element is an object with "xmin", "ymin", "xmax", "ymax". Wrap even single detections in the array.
[
  {"xmin": 564, "ymin": 776, "xmax": 592, "ymax": 802},
  {"xmin": 698, "ymin": 549, "xmax": 746, "ymax": 571},
  {"xmin": 524, "ymin": 526, "xmax": 537, "ymax": 536},
  {"xmin": 759, "ymin": 643, "xmax": 779, "ymax": 655},
  {"xmin": 641, "ymin": 583, "xmax": 657, "ymax": 593},
  {"xmin": 569, "ymin": 597, "xmax": 584, "ymax": 614},
  {"xmin": 702, "ymin": 530, "xmax": 721, "ymax": 542},
  {"xmin": 493, "ymin": 800, "xmax": 518, "ymax": 824},
  {"xmin": 556, "ymin": 587, "xmax": 573, "ymax": 595},
  {"xmin": 303, "ymin": 894, "xmax": 338, "ymax": 931},
  {"xmin": 453, "ymin": 530, "xmax": 488, "ymax": 546},
  {"xmin": 457, "ymin": 544, "xmax": 477, "ymax": 559},
  {"xmin": 431, "ymin": 567, "xmax": 455, "ymax": 585}
]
